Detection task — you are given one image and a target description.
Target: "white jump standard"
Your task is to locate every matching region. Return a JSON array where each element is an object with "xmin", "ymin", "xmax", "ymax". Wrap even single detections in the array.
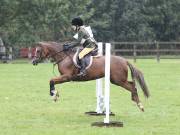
[
  {"xmin": 91, "ymin": 43, "xmax": 123, "ymax": 127},
  {"xmin": 85, "ymin": 42, "xmax": 115, "ymax": 116}
]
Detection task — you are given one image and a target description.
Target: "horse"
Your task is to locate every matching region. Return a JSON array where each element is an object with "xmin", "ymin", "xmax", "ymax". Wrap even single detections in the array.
[{"xmin": 32, "ymin": 41, "xmax": 150, "ymax": 111}]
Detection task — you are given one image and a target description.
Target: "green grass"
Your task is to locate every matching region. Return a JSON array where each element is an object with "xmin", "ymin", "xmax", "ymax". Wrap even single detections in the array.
[{"xmin": 0, "ymin": 59, "xmax": 180, "ymax": 135}]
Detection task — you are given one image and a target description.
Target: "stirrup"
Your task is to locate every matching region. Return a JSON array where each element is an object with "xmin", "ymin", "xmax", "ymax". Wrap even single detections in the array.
[{"xmin": 77, "ymin": 71, "xmax": 86, "ymax": 76}]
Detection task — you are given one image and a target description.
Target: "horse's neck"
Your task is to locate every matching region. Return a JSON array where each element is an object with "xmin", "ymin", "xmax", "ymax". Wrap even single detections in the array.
[
  {"xmin": 53, "ymin": 49, "xmax": 75, "ymax": 64},
  {"xmin": 57, "ymin": 51, "xmax": 76, "ymax": 74},
  {"xmin": 64, "ymin": 51, "xmax": 75, "ymax": 62},
  {"xmin": 48, "ymin": 47, "xmax": 62, "ymax": 61}
]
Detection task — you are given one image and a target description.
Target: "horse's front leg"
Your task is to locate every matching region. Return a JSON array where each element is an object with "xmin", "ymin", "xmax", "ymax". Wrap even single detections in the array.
[{"xmin": 49, "ymin": 74, "xmax": 72, "ymax": 101}]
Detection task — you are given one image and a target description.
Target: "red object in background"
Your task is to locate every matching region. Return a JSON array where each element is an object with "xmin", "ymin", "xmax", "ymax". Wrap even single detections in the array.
[
  {"xmin": 20, "ymin": 48, "xmax": 28, "ymax": 58},
  {"xmin": 20, "ymin": 47, "xmax": 36, "ymax": 58}
]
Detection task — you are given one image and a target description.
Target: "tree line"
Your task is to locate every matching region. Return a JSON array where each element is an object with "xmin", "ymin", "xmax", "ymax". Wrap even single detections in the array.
[{"xmin": 0, "ymin": 0, "xmax": 180, "ymax": 47}]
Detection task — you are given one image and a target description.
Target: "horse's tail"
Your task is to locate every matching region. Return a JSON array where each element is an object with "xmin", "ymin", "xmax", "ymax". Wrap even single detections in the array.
[{"xmin": 127, "ymin": 62, "xmax": 150, "ymax": 98}]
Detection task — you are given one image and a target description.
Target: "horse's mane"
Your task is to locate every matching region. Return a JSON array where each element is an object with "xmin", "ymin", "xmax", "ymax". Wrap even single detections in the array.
[
  {"xmin": 38, "ymin": 41, "xmax": 77, "ymax": 53},
  {"xmin": 38, "ymin": 41, "xmax": 62, "ymax": 46}
]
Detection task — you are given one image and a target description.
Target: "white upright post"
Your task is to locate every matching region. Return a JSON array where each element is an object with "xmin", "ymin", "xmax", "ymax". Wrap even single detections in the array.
[
  {"xmin": 96, "ymin": 42, "xmax": 104, "ymax": 113},
  {"xmin": 28, "ymin": 47, "xmax": 32, "ymax": 59},
  {"xmin": 9, "ymin": 47, "xmax": 13, "ymax": 60},
  {"xmin": 91, "ymin": 43, "xmax": 123, "ymax": 127},
  {"xmin": 104, "ymin": 43, "xmax": 111, "ymax": 123},
  {"xmin": 92, "ymin": 43, "xmax": 123, "ymax": 127}
]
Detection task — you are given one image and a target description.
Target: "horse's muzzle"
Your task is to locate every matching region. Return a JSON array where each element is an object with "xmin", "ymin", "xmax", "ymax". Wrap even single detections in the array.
[{"xmin": 32, "ymin": 59, "xmax": 38, "ymax": 65}]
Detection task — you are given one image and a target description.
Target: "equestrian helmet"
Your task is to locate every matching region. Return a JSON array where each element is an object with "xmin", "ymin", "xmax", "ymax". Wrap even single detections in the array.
[{"xmin": 71, "ymin": 17, "xmax": 83, "ymax": 26}]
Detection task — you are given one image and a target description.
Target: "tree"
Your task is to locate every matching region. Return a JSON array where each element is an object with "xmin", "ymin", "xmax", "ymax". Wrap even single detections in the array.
[
  {"xmin": 0, "ymin": 0, "xmax": 180, "ymax": 47},
  {"xmin": 143, "ymin": 0, "xmax": 180, "ymax": 41},
  {"xmin": 0, "ymin": 0, "xmax": 92, "ymax": 46}
]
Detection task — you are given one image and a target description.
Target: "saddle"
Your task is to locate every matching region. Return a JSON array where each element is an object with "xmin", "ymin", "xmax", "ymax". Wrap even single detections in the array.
[{"xmin": 73, "ymin": 48, "xmax": 99, "ymax": 69}]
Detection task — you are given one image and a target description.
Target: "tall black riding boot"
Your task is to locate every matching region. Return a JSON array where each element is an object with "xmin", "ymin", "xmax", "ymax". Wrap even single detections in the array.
[{"xmin": 77, "ymin": 58, "xmax": 86, "ymax": 76}]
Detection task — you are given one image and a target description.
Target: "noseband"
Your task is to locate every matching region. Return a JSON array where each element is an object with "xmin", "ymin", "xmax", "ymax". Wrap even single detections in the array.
[{"xmin": 34, "ymin": 49, "xmax": 43, "ymax": 62}]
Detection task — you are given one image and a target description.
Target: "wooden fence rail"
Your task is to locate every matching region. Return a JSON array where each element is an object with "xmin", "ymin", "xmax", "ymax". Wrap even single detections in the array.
[{"xmin": 111, "ymin": 42, "xmax": 180, "ymax": 62}]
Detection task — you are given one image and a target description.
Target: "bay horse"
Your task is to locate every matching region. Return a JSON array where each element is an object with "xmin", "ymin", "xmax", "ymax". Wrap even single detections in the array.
[{"xmin": 32, "ymin": 41, "xmax": 150, "ymax": 111}]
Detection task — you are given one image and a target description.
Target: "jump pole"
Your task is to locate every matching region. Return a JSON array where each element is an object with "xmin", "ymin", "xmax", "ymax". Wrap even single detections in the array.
[
  {"xmin": 96, "ymin": 42, "xmax": 104, "ymax": 114},
  {"xmin": 104, "ymin": 43, "xmax": 111, "ymax": 123},
  {"xmin": 91, "ymin": 43, "xmax": 123, "ymax": 127},
  {"xmin": 85, "ymin": 42, "xmax": 114, "ymax": 116},
  {"xmin": 85, "ymin": 42, "xmax": 104, "ymax": 115}
]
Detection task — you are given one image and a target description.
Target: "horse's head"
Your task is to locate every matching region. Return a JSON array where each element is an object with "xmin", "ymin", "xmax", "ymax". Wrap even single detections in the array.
[
  {"xmin": 32, "ymin": 42, "xmax": 49, "ymax": 65},
  {"xmin": 32, "ymin": 41, "xmax": 74, "ymax": 65}
]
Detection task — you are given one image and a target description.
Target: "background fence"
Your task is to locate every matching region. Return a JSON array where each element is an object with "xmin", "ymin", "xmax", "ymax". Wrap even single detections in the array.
[
  {"xmin": 111, "ymin": 42, "xmax": 180, "ymax": 62},
  {"xmin": 1, "ymin": 42, "xmax": 180, "ymax": 62}
]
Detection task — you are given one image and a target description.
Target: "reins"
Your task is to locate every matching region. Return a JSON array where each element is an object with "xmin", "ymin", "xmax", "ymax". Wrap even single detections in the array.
[{"xmin": 51, "ymin": 47, "xmax": 74, "ymax": 76}]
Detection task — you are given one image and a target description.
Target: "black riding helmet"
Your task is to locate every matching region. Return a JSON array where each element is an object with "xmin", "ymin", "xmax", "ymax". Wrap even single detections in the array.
[{"xmin": 71, "ymin": 17, "xmax": 83, "ymax": 26}]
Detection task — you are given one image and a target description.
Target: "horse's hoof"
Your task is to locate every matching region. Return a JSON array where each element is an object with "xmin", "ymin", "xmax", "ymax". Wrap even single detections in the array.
[
  {"xmin": 52, "ymin": 90, "xmax": 59, "ymax": 102},
  {"xmin": 140, "ymin": 108, "xmax": 144, "ymax": 112},
  {"xmin": 53, "ymin": 95, "xmax": 59, "ymax": 102},
  {"xmin": 137, "ymin": 102, "xmax": 144, "ymax": 112},
  {"xmin": 139, "ymin": 107, "xmax": 144, "ymax": 112},
  {"xmin": 54, "ymin": 97, "xmax": 57, "ymax": 102}
]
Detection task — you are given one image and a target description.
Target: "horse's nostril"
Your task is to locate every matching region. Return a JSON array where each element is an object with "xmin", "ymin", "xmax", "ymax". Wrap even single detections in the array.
[{"xmin": 32, "ymin": 60, "xmax": 37, "ymax": 65}]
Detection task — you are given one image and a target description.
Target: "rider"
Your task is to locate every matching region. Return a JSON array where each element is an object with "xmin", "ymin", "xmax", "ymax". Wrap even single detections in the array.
[{"xmin": 71, "ymin": 17, "xmax": 98, "ymax": 76}]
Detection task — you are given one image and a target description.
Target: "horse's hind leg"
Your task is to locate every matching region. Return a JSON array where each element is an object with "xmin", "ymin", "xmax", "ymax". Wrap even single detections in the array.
[
  {"xmin": 129, "ymin": 81, "xmax": 145, "ymax": 111},
  {"xmin": 122, "ymin": 81, "xmax": 144, "ymax": 111}
]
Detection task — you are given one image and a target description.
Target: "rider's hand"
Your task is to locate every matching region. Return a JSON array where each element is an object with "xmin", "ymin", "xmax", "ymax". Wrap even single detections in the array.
[{"xmin": 63, "ymin": 43, "xmax": 70, "ymax": 51}]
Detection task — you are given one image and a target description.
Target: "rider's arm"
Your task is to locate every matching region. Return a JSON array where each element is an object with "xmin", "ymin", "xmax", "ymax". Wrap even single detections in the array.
[{"xmin": 70, "ymin": 26, "xmax": 91, "ymax": 47}]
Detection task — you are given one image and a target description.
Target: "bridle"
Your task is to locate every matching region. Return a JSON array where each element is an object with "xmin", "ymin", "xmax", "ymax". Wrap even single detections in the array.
[
  {"xmin": 33, "ymin": 44, "xmax": 76, "ymax": 67},
  {"xmin": 33, "ymin": 48, "xmax": 43, "ymax": 63},
  {"xmin": 34, "ymin": 47, "xmax": 58, "ymax": 61}
]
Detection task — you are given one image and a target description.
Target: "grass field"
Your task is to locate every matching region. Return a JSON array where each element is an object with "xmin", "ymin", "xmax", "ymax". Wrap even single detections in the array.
[{"xmin": 0, "ymin": 59, "xmax": 180, "ymax": 135}]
